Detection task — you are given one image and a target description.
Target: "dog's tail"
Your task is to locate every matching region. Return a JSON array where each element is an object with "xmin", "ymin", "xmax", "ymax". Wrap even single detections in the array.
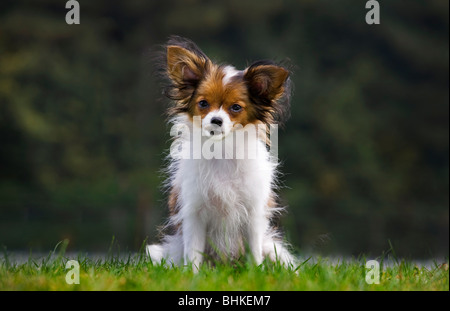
[{"xmin": 147, "ymin": 233, "xmax": 184, "ymax": 266}]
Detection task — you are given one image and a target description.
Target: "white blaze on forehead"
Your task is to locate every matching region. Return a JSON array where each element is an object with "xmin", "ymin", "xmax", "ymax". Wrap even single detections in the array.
[{"xmin": 222, "ymin": 66, "xmax": 240, "ymax": 86}]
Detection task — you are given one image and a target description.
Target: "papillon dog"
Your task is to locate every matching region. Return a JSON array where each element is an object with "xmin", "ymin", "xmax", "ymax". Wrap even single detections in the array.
[{"xmin": 147, "ymin": 36, "xmax": 296, "ymax": 270}]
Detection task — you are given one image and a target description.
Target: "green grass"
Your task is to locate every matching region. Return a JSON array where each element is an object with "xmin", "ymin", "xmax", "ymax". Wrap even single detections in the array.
[{"xmin": 1, "ymin": 242, "xmax": 448, "ymax": 291}]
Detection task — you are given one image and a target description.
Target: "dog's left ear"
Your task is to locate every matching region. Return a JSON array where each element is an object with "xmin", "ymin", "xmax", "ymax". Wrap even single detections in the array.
[
  {"xmin": 244, "ymin": 62, "xmax": 290, "ymax": 104},
  {"xmin": 166, "ymin": 45, "xmax": 210, "ymax": 90}
]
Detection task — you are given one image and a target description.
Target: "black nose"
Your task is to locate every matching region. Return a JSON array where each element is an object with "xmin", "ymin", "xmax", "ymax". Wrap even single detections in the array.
[{"xmin": 211, "ymin": 117, "xmax": 223, "ymax": 127}]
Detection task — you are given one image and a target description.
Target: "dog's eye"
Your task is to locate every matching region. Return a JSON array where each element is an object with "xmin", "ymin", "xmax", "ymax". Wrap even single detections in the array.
[
  {"xmin": 198, "ymin": 100, "xmax": 209, "ymax": 109},
  {"xmin": 230, "ymin": 104, "xmax": 242, "ymax": 112}
]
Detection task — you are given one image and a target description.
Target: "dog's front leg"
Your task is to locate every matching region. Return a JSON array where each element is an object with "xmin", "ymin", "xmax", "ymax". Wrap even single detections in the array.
[
  {"xmin": 182, "ymin": 214, "xmax": 206, "ymax": 272},
  {"xmin": 247, "ymin": 213, "xmax": 267, "ymax": 266}
]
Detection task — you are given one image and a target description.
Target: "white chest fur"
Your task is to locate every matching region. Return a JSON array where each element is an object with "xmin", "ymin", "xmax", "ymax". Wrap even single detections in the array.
[{"xmin": 170, "ymin": 138, "xmax": 276, "ymax": 258}]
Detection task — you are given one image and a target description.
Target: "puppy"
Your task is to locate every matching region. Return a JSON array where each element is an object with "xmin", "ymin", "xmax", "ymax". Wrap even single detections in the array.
[{"xmin": 147, "ymin": 36, "xmax": 295, "ymax": 271}]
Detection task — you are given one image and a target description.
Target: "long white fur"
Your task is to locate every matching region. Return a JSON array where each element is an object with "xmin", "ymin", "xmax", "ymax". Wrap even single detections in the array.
[
  {"xmin": 147, "ymin": 59, "xmax": 295, "ymax": 270},
  {"xmin": 147, "ymin": 111, "xmax": 295, "ymax": 270}
]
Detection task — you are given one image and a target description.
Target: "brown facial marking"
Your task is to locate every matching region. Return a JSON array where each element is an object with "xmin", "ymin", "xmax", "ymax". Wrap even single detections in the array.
[{"xmin": 188, "ymin": 66, "xmax": 258, "ymax": 127}]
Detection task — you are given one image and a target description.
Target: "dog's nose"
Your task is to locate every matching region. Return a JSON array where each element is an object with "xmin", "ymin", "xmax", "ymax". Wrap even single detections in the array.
[{"xmin": 211, "ymin": 117, "xmax": 223, "ymax": 127}]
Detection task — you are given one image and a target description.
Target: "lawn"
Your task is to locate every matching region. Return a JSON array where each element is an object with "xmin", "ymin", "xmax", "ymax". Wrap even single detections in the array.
[{"xmin": 0, "ymin": 242, "xmax": 448, "ymax": 291}]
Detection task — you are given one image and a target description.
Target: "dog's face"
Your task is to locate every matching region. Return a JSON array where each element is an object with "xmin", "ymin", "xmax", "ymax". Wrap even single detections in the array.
[
  {"xmin": 164, "ymin": 37, "xmax": 291, "ymax": 139},
  {"xmin": 187, "ymin": 64, "xmax": 248, "ymax": 139}
]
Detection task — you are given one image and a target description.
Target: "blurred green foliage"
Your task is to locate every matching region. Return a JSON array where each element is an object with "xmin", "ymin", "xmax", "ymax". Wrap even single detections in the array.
[{"xmin": 0, "ymin": 0, "xmax": 448, "ymax": 258}]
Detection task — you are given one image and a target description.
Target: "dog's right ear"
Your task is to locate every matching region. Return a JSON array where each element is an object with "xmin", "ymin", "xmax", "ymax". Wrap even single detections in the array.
[{"xmin": 166, "ymin": 45, "xmax": 210, "ymax": 94}]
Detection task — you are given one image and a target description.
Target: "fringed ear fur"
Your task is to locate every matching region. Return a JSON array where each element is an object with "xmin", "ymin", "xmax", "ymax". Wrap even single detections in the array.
[
  {"xmin": 244, "ymin": 62, "xmax": 289, "ymax": 103},
  {"xmin": 166, "ymin": 46, "xmax": 208, "ymax": 87},
  {"xmin": 164, "ymin": 37, "xmax": 211, "ymax": 108},
  {"xmin": 244, "ymin": 61, "xmax": 291, "ymax": 125}
]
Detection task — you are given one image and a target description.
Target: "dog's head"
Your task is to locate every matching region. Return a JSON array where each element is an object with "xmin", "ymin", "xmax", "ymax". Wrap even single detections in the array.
[{"xmin": 162, "ymin": 36, "xmax": 291, "ymax": 139}]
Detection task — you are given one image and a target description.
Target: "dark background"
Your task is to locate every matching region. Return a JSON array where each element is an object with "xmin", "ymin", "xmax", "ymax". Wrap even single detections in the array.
[{"xmin": 0, "ymin": 0, "xmax": 448, "ymax": 258}]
